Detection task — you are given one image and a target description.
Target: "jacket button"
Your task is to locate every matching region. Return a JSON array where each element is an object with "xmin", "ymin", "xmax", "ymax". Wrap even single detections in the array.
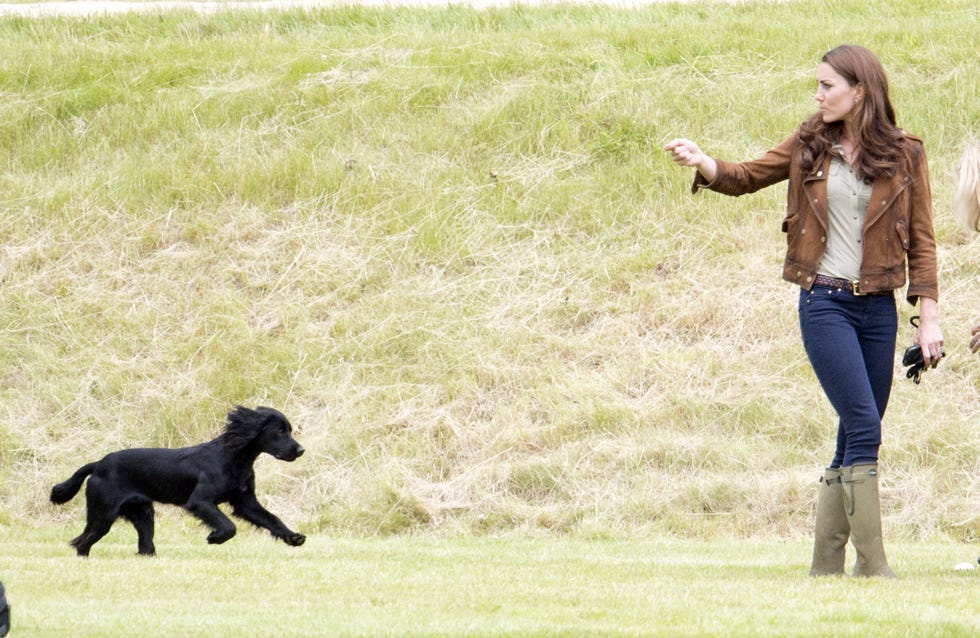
[
  {"xmin": 821, "ymin": 236, "xmax": 826, "ymax": 242},
  {"xmin": 801, "ymin": 228, "xmax": 806, "ymax": 234},
  {"xmin": 796, "ymin": 271, "xmax": 802, "ymax": 278},
  {"xmin": 806, "ymin": 276, "xmax": 813, "ymax": 282},
  {"xmin": 817, "ymin": 171, "xmax": 823, "ymax": 177}
]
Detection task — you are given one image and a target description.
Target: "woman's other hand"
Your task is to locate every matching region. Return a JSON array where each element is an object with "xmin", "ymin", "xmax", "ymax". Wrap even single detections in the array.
[{"xmin": 914, "ymin": 298, "xmax": 945, "ymax": 366}]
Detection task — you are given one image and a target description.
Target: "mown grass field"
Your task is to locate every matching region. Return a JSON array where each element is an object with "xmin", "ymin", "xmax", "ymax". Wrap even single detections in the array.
[
  {"xmin": 0, "ymin": 0, "xmax": 978, "ymax": 635},
  {"xmin": 2, "ymin": 523, "xmax": 978, "ymax": 637}
]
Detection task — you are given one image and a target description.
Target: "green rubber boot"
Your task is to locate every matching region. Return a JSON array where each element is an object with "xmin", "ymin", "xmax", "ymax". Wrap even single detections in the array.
[
  {"xmin": 841, "ymin": 463, "xmax": 897, "ymax": 578},
  {"xmin": 809, "ymin": 467, "xmax": 849, "ymax": 576}
]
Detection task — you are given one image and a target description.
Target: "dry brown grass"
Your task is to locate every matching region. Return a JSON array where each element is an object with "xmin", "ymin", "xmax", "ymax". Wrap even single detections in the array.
[{"xmin": 0, "ymin": 3, "xmax": 977, "ymax": 542}]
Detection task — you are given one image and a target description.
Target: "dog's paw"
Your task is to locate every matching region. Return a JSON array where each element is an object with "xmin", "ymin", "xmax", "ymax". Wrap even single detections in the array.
[
  {"xmin": 207, "ymin": 529, "xmax": 235, "ymax": 545},
  {"xmin": 283, "ymin": 532, "xmax": 306, "ymax": 547}
]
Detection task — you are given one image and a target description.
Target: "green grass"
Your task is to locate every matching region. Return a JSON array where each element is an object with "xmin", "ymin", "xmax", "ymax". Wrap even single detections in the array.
[
  {"xmin": 2, "ymin": 524, "xmax": 977, "ymax": 637},
  {"xmin": 0, "ymin": 3, "xmax": 978, "ymax": 631}
]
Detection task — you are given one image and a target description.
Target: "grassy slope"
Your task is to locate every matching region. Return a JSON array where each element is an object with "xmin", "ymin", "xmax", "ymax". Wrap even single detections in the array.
[{"xmin": 0, "ymin": 2, "xmax": 977, "ymax": 546}]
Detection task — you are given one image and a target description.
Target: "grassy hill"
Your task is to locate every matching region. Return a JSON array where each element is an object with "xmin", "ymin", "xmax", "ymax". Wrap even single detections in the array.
[{"xmin": 1, "ymin": 1, "xmax": 977, "ymax": 542}]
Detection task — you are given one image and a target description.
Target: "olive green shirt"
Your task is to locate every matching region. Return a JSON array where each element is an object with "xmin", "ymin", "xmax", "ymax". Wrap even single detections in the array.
[{"xmin": 817, "ymin": 150, "xmax": 873, "ymax": 281}]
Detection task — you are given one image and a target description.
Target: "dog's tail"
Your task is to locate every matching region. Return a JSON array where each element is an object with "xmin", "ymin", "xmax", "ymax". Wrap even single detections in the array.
[{"xmin": 50, "ymin": 463, "xmax": 97, "ymax": 504}]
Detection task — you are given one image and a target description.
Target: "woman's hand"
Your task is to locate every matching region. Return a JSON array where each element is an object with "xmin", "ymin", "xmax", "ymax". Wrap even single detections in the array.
[
  {"xmin": 970, "ymin": 324, "xmax": 980, "ymax": 354},
  {"xmin": 663, "ymin": 138, "xmax": 718, "ymax": 182},
  {"xmin": 914, "ymin": 297, "xmax": 944, "ymax": 366}
]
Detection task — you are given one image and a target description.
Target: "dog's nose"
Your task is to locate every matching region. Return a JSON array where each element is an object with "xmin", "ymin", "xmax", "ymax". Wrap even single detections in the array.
[{"xmin": 295, "ymin": 446, "xmax": 305, "ymax": 458}]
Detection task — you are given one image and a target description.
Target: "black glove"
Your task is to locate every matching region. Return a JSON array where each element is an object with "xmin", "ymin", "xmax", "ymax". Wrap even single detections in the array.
[{"xmin": 902, "ymin": 316, "xmax": 945, "ymax": 384}]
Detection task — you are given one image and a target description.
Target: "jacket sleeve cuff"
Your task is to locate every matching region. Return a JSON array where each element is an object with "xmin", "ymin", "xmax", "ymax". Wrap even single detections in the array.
[
  {"xmin": 906, "ymin": 286, "xmax": 938, "ymax": 307},
  {"xmin": 691, "ymin": 170, "xmax": 718, "ymax": 194}
]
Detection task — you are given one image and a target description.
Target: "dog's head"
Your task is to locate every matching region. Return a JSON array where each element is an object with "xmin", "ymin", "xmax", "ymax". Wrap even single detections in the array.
[{"xmin": 226, "ymin": 405, "xmax": 305, "ymax": 461}]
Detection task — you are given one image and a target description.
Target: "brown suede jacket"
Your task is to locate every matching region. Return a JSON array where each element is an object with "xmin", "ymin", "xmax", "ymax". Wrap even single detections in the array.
[{"xmin": 692, "ymin": 130, "xmax": 938, "ymax": 306}]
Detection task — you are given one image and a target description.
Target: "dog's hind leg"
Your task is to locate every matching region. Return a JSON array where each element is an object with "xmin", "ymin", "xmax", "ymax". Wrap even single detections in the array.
[
  {"xmin": 121, "ymin": 497, "xmax": 156, "ymax": 556},
  {"xmin": 70, "ymin": 477, "xmax": 118, "ymax": 556},
  {"xmin": 70, "ymin": 515, "xmax": 114, "ymax": 557}
]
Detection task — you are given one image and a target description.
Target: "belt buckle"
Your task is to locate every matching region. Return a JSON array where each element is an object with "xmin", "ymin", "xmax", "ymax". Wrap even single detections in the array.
[{"xmin": 850, "ymin": 280, "xmax": 865, "ymax": 296}]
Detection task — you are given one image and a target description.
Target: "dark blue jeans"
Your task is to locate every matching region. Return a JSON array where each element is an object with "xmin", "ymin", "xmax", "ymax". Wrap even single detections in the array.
[{"xmin": 798, "ymin": 285, "xmax": 897, "ymax": 467}]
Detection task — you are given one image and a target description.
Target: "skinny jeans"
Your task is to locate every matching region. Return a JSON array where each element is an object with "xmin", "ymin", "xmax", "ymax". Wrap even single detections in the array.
[{"xmin": 798, "ymin": 285, "xmax": 897, "ymax": 467}]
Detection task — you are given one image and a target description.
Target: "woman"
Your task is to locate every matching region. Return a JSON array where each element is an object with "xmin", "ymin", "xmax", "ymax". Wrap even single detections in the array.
[
  {"xmin": 956, "ymin": 141, "xmax": 980, "ymax": 353},
  {"xmin": 664, "ymin": 45, "xmax": 944, "ymax": 578}
]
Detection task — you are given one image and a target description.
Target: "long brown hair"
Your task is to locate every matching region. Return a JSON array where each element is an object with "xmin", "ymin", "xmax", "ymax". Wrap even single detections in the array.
[{"xmin": 798, "ymin": 45, "xmax": 905, "ymax": 180}]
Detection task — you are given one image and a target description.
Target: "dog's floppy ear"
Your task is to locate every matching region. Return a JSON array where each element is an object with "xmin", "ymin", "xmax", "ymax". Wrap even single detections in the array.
[{"xmin": 222, "ymin": 405, "xmax": 269, "ymax": 451}]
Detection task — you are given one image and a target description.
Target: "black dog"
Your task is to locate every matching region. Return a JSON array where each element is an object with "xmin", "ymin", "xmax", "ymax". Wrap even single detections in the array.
[{"xmin": 50, "ymin": 406, "xmax": 306, "ymax": 556}]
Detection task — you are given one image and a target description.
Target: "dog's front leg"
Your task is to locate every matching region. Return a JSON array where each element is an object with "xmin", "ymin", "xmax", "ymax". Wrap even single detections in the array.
[
  {"xmin": 185, "ymin": 499, "xmax": 237, "ymax": 544},
  {"xmin": 231, "ymin": 492, "xmax": 305, "ymax": 546}
]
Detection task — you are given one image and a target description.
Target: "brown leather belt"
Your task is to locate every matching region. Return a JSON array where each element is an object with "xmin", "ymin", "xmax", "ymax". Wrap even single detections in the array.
[{"xmin": 812, "ymin": 274, "xmax": 892, "ymax": 296}]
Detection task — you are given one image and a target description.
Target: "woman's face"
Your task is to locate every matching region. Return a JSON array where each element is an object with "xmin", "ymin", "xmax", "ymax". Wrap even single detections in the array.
[{"xmin": 815, "ymin": 62, "xmax": 862, "ymax": 124}]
